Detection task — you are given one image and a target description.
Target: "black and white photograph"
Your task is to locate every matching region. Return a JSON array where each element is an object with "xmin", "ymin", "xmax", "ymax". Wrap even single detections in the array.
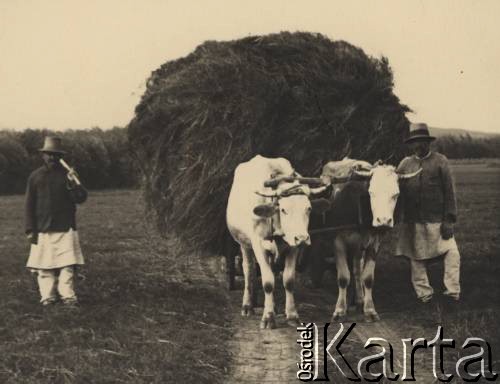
[{"xmin": 0, "ymin": 1, "xmax": 499, "ymax": 383}]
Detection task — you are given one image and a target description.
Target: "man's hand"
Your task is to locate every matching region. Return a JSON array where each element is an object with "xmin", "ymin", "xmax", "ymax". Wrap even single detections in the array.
[
  {"xmin": 440, "ymin": 222, "xmax": 454, "ymax": 240},
  {"xmin": 26, "ymin": 232, "xmax": 38, "ymax": 245},
  {"xmin": 66, "ymin": 169, "xmax": 79, "ymax": 185},
  {"xmin": 66, "ymin": 169, "xmax": 82, "ymax": 190}
]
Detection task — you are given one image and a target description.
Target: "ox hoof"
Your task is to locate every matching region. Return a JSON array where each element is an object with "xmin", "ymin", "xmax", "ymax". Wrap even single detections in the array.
[
  {"xmin": 241, "ymin": 305, "xmax": 254, "ymax": 317},
  {"xmin": 364, "ymin": 313, "xmax": 380, "ymax": 323},
  {"xmin": 286, "ymin": 317, "xmax": 301, "ymax": 327},
  {"xmin": 332, "ymin": 312, "xmax": 347, "ymax": 323},
  {"xmin": 260, "ymin": 313, "xmax": 276, "ymax": 329}
]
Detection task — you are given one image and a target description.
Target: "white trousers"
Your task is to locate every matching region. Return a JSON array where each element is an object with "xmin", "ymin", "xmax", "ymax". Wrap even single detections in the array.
[
  {"xmin": 410, "ymin": 248, "xmax": 461, "ymax": 302},
  {"xmin": 37, "ymin": 266, "xmax": 77, "ymax": 302}
]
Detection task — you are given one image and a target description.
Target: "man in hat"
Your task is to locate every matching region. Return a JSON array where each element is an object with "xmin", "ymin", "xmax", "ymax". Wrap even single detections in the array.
[
  {"xmin": 25, "ymin": 136, "xmax": 87, "ymax": 306},
  {"xmin": 396, "ymin": 122, "xmax": 460, "ymax": 305}
]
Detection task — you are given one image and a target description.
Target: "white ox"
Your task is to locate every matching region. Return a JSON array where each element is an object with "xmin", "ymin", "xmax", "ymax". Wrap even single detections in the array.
[
  {"xmin": 226, "ymin": 155, "xmax": 328, "ymax": 329},
  {"xmin": 319, "ymin": 159, "xmax": 421, "ymax": 322}
]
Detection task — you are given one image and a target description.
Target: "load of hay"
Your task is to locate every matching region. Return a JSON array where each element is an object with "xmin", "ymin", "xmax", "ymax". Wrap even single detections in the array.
[{"xmin": 128, "ymin": 31, "xmax": 410, "ymax": 255}]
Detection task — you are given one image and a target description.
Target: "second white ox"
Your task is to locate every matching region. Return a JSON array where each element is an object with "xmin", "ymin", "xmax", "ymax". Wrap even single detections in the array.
[{"xmin": 226, "ymin": 155, "xmax": 328, "ymax": 329}]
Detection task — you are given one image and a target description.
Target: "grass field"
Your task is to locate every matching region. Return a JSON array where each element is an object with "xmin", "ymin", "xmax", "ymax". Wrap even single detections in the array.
[
  {"xmin": 0, "ymin": 190, "xmax": 231, "ymax": 384},
  {"xmin": 0, "ymin": 160, "xmax": 499, "ymax": 383}
]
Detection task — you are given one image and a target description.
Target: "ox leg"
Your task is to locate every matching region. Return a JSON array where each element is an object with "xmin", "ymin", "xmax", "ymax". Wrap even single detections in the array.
[
  {"xmin": 240, "ymin": 246, "xmax": 255, "ymax": 317},
  {"xmin": 362, "ymin": 246, "xmax": 379, "ymax": 322},
  {"xmin": 352, "ymin": 250, "xmax": 364, "ymax": 312},
  {"xmin": 251, "ymin": 240, "xmax": 276, "ymax": 329},
  {"xmin": 332, "ymin": 236, "xmax": 349, "ymax": 323},
  {"xmin": 283, "ymin": 248, "xmax": 300, "ymax": 327}
]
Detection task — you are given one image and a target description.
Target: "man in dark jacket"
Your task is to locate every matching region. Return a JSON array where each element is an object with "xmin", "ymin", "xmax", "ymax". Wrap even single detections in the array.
[
  {"xmin": 396, "ymin": 123, "xmax": 460, "ymax": 304},
  {"xmin": 25, "ymin": 136, "xmax": 87, "ymax": 306}
]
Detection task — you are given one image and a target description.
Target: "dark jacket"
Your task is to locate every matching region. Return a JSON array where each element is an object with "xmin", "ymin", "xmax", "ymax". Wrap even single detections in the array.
[
  {"xmin": 396, "ymin": 152, "xmax": 457, "ymax": 224},
  {"xmin": 25, "ymin": 165, "xmax": 87, "ymax": 234}
]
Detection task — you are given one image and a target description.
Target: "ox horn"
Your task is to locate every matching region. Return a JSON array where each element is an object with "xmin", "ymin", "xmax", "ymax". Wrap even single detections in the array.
[
  {"xmin": 309, "ymin": 185, "xmax": 329, "ymax": 195},
  {"xmin": 295, "ymin": 177, "xmax": 330, "ymax": 195},
  {"xmin": 398, "ymin": 168, "xmax": 422, "ymax": 180},
  {"xmin": 353, "ymin": 168, "xmax": 373, "ymax": 178},
  {"xmin": 255, "ymin": 190, "xmax": 278, "ymax": 198},
  {"xmin": 351, "ymin": 161, "xmax": 374, "ymax": 178}
]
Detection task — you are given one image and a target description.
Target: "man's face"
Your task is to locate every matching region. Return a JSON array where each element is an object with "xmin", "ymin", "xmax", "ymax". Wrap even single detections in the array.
[
  {"xmin": 408, "ymin": 139, "xmax": 431, "ymax": 158},
  {"xmin": 42, "ymin": 152, "xmax": 62, "ymax": 168}
]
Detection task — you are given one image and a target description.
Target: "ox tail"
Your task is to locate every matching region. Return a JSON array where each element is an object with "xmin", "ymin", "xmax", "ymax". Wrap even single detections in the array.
[
  {"xmin": 347, "ymin": 255, "xmax": 356, "ymax": 307},
  {"xmin": 274, "ymin": 238, "xmax": 291, "ymax": 273},
  {"xmin": 272, "ymin": 252, "xmax": 285, "ymax": 274},
  {"xmin": 347, "ymin": 254, "xmax": 364, "ymax": 311}
]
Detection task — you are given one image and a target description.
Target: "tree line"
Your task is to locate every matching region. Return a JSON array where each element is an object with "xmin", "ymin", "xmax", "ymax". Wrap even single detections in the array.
[
  {"xmin": 432, "ymin": 133, "xmax": 500, "ymax": 159},
  {"xmin": 0, "ymin": 127, "xmax": 138, "ymax": 195},
  {"xmin": 0, "ymin": 127, "xmax": 498, "ymax": 195}
]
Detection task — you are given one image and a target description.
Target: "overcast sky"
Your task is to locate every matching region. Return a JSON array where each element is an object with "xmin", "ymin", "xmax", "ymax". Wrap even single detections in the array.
[{"xmin": 1, "ymin": 0, "xmax": 499, "ymax": 133}]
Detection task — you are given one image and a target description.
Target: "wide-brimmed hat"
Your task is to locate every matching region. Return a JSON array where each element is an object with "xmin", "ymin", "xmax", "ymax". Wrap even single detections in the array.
[
  {"xmin": 38, "ymin": 136, "xmax": 66, "ymax": 154},
  {"xmin": 405, "ymin": 123, "xmax": 435, "ymax": 143}
]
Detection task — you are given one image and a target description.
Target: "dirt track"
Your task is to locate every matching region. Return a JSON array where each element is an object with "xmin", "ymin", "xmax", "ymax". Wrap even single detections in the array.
[
  {"xmin": 203, "ymin": 232, "xmax": 500, "ymax": 384},
  {"xmin": 221, "ymin": 267, "xmax": 452, "ymax": 384}
]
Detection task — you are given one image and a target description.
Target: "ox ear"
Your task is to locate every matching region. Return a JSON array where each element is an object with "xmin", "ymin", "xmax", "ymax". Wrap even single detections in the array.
[
  {"xmin": 253, "ymin": 203, "xmax": 277, "ymax": 218},
  {"xmin": 310, "ymin": 198, "xmax": 331, "ymax": 214}
]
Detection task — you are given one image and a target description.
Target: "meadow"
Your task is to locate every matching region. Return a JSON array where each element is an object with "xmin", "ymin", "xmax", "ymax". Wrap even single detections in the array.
[
  {"xmin": 0, "ymin": 159, "xmax": 498, "ymax": 383},
  {"xmin": 0, "ymin": 190, "xmax": 231, "ymax": 383}
]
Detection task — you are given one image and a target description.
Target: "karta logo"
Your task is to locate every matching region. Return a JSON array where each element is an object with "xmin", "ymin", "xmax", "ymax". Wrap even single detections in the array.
[{"xmin": 296, "ymin": 323, "xmax": 498, "ymax": 382}]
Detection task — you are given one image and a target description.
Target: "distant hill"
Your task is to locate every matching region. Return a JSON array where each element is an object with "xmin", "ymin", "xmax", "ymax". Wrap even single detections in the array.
[{"xmin": 430, "ymin": 127, "xmax": 499, "ymax": 138}]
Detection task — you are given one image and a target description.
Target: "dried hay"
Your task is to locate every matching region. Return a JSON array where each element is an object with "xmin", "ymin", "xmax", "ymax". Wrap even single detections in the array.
[{"xmin": 127, "ymin": 31, "xmax": 411, "ymax": 255}]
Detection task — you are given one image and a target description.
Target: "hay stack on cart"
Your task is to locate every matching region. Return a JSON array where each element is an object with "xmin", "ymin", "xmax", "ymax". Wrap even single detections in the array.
[{"xmin": 128, "ymin": 32, "xmax": 410, "ymax": 284}]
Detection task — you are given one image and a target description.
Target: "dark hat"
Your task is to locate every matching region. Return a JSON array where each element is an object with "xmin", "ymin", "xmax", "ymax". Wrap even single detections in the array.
[
  {"xmin": 38, "ymin": 136, "xmax": 66, "ymax": 154},
  {"xmin": 405, "ymin": 122, "xmax": 435, "ymax": 143}
]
